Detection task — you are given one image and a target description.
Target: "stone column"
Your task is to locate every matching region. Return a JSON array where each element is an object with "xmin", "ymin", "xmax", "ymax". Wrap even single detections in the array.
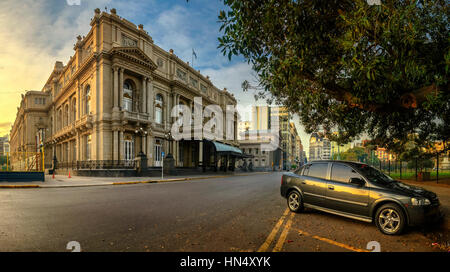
[
  {"xmin": 147, "ymin": 135, "xmax": 152, "ymax": 166},
  {"xmin": 119, "ymin": 130, "xmax": 124, "ymax": 160},
  {"xmin": 142, "ymin": 77, "xmax": 147, "ymax": 113},
  {"xmin": 113, "ymin": 130, "xmax": 118, "ymax": 160},
  {"xmin": 75, "ymin": 134, "xmax": 79, "ymax": 161},
  {"xmin": 147, "ymin": 78, "xmax": 153, "ymax": 120},
  {"xmin": 119, "ymin": 68, "xmax": 124, "ymax": 109},
  {"xmin": 113, "ymin": 66, "xmax": 119, "ymax": 110}
]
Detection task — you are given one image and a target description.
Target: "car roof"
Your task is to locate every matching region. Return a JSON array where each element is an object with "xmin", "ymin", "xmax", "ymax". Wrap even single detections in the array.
[{"xmin": 307, "ymin": 160, "xmax": 367, "ymax": 166}]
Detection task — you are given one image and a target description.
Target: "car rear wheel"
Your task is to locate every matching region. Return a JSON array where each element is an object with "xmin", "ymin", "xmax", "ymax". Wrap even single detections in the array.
[
  {"xmin": 375, "ymin": 203, "xmax": 406, "ymax": 235},
  {"xmin": 287, "ymin": 190, "xmax": 303, "ymax": 213}
]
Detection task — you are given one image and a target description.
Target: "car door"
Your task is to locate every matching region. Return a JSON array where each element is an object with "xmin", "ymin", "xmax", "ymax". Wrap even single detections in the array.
[
  {"xmin": 323, "ymin": 163, "xmax": 370, "ymax": 217},
  {"xmin": 299, "ymin": 162, "xmax": 329, "ymax": 207}
]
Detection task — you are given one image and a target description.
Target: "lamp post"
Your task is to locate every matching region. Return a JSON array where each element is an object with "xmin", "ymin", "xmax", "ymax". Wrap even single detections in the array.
[
  {"xmin": 52, "ymin": 139, "xmax": 58, "ymax": 172},
  {"xmin": 163, "ymin": 131, "xmax": 175, "ymax": 176},
  {"xmin": 135, "ymin": 127, "xmax": 148, "ymax": 156},
  {"xmin": 135, "ymin": 127, "xmax": 148, "ymax": 176},
  {"xmin": 164, "ymin": 131, "xmax": 173, "ymax": 157}
]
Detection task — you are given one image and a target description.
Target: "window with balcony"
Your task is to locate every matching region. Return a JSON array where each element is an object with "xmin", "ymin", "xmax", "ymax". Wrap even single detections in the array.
[
  {"xmin": 84, "ymin": 85, "xmax": 91, "ymax": 115},
  {"xmin": 58, "ymin": 109, "xmax": 63, "ymax": 131},
  {"xmin": 123, "ymin": 80, "xmax": 135, "ymax": 112},
  {"xmin": 155, "ymin": 94, "xmax": 163, "ymax": 124},
  {"xmin": 64, "ymin": 104, "xmax": 69, "ymax": 127},
  {"xmin": 71, "ymin": 98, "xmax": 76, "ymax": 123}
]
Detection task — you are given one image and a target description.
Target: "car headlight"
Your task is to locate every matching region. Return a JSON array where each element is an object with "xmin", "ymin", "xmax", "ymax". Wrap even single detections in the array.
[{"xmin": 411, "ymin": 197, "xmax": 431, "ymax": 206}]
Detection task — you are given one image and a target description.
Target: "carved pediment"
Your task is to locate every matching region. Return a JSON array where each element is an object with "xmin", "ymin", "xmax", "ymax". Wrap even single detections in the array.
[{"xmin": 110, "ymin": 47, "xmax": 157, "ymax": 71}]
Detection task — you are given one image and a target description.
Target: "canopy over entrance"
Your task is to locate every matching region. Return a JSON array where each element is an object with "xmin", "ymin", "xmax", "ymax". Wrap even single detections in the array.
[{"xmin": 208, "ymin": 141, "xmax": 252, "ymax": 158}]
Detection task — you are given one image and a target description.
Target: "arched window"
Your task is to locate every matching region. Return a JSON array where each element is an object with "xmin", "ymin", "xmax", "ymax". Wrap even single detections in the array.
[
  {"xmin": 71, "ymin": 98, "xmax": 76, "ymax": 123},
  {"xmin": 85, "ymin": 85, "xmax": 91, "ymax": 115},
  {"xmin": 58, "ymin": 109, "xmax": 63, "ymax": 131},
  {"xmin": 123, "ymin": 80, "xmax": 135, "ymax": 112},
  {"xmin": 155, "ymin": 94, "xmax": 163, "ymax": 124},
  {"xmin": 64, "ymin": 104, "xmax": 69, "ymax": 127}
]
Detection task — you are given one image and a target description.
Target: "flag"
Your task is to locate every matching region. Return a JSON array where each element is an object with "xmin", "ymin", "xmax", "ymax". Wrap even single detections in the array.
[{"xmin": 192, "ymin": 48, "xmax": 197, "ymax": 59}]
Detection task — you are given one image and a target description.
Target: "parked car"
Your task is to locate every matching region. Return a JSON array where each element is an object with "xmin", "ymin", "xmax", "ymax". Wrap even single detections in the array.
[{"xmin": 280, "ymin": 160, "xmax": 442, "ymax": 235}]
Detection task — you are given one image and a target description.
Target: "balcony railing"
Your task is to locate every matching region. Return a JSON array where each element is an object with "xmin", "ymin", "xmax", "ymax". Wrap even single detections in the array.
[
  {"xmin": 57, "ymin": 160, "xmax": 136, "ymax": 170},
  {"xmin": 123, "ymin": 110, "xmax": 150, "ymax": 123}
]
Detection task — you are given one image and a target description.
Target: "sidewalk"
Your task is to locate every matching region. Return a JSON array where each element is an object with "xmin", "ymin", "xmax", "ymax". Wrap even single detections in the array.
[{"xmin": 0, "ymin": 171, "xmax": 271, "ymax": 189}]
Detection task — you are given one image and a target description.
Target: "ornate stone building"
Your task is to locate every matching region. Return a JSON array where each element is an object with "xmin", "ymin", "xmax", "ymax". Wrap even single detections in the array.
[{"xmin": 9, "ymin": 8, "xmax": 239, "ymax": 175}]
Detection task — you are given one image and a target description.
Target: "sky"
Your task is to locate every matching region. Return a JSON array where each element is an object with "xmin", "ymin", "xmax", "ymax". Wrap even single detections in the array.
[{"xmin": 0, "ymin": 0, "xmax": 312, "ymax": 152}]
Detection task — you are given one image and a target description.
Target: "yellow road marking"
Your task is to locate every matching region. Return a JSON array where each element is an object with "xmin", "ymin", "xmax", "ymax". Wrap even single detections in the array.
[
  {"xmin": 295, "ymin": 228, "xmax": 369, "ymax": 252},
  {"xmin": 273, "ymin": 212, "xmax": 295, "ymax": 252},
  {"xmin": 257, "ymin": 208, "xmax": 290, "ymax": 252}
]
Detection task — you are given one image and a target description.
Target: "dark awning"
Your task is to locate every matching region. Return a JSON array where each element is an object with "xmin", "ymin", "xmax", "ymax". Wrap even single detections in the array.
[{"xmin": 211, "ymin": 141, "xmax": 242, "ymax": 154}]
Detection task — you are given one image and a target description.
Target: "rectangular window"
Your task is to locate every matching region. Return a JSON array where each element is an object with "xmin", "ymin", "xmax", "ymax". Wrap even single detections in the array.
[
  {"xmin": 306, "ymin": 163, "xmax": 328, "ymax": 180},
  {"xmin": 331, "ymin": 163, "xmax": 359, "ymax": 183}
]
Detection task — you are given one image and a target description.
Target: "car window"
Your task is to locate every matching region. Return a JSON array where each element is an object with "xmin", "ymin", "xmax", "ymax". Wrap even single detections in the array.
[
  {"xmin": 349, "ymin": 163, "xmax": 395, "ymax": 185},
  {"xmin": 331, "ymin": 163, "xmax": 360, "ymax": 183},
  {"xmin": 306, "ymin": 163, "xmax": 328, "ymax": 179},
  {"xmin": 294, "ymin": 165, "xmax": 305, "ymax": 175},
  {"xmin": 301, "ymin": 165, "xmax": 310, "ymax": 176}
]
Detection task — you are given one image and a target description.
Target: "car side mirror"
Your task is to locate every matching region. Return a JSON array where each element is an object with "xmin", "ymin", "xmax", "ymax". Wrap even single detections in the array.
[{"xmin": 349, "ymin": 178, "xmax": 365, "ymax": 186}]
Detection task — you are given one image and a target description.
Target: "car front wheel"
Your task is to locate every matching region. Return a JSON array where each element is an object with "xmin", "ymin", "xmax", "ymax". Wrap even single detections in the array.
[
  {"xmin": 287, "ymin": 190, "xmax": 303, "ymax": 213},
  {"xmin": 375, "ymin": 203, "xmax": 406, "ymax": 235}
]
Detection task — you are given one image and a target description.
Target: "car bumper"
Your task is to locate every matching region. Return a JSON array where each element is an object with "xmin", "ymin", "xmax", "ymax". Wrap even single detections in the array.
[
  {"xmin": 280, "ymin": 186, "xmax": 288, "ymax": 198},
  {"xmin": 406, "ymin": 204, "xmax": 443, "ymax": 226}
]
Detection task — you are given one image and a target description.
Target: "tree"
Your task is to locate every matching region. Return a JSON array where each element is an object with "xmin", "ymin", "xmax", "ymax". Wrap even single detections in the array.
[
  {"xmin": 333, "ymin": 147, "xmax": 374, "ymax": 163},
  {"xmin": 218, "ymin": 0, "xmax": 449, "ymax": 149}
]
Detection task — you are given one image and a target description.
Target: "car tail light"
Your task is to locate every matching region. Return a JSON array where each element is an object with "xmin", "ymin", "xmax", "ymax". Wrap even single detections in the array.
[{"xmin": 281, "ymin": 176, "xmax": 284, "ymax": 185}]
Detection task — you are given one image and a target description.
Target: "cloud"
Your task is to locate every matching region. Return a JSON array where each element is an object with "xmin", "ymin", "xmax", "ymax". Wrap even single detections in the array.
[
  {"xmin": 0, "ymin": 0, "xmax": 111, "ymax": 134},
  {"xmin": 202, "ymin": 62, "xmax": 257, "ymax": 105},
  {"xmin": 0, "ymin": 122, "xmax": 12, "ymax": 136}
]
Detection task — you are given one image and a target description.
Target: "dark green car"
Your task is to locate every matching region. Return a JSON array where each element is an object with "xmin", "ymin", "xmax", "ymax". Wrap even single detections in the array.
[{"xmin": 280, "ymin": 161, "xmax": 442, "ymax": 235}]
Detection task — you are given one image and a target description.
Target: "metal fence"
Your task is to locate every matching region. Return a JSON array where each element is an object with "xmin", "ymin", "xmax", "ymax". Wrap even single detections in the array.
[
  {"xmin": 0, "ymin": 151, "xmax": 45, "ymax": 172},
  {"xmin": 364, "ymin": 154, "xmax": 450, "ymax": 183},
  {"xmin": 57, "ymin": 160, "xmax": 136, "ymax": 170}
]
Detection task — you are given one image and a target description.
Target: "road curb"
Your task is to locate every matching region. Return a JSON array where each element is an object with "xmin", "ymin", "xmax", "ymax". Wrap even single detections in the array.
[
  {"xmin": 0, "ymin": 171, "xmax": 274, "ymax": 189},
  {"xmin": 0, "ymin": 185, "xmax": 40, "ymax": 189}
]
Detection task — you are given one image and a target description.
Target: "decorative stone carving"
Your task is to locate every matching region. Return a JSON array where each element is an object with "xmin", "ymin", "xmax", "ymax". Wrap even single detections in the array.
[
  {"xmin": 189, "ymin": 77, "xmax": 198, "ymax": 88},
  {"xmin": 176, "ymin": 69, "xmax": 187, "ymax": 82},
  {"xmin": 122, "ymin": 35, "xmax": 137, "ymax": 47},
  {"xmin": 157, "ymin": 58, "xmax": 164, "ymax": 68}
]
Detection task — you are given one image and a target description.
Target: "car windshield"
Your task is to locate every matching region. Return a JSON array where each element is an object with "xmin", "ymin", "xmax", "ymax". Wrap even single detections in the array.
[{"xmin": 350, "ymin": 163, "xmax": 395, "ymax": 185}]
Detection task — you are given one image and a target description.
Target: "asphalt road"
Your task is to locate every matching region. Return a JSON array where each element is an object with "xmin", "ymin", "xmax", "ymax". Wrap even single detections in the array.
[{"xmin": 0, "ymin": 172, "xmax": 446, "ymax": 252}]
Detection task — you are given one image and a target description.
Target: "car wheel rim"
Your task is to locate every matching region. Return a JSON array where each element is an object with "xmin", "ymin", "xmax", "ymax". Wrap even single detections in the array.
[
  {"xmin": 289, "ymin": 193, "xmax": 300, "ymax": 210},
  {"xmin": 378, "ymin": 208, "xmax": 401, "ymax": 234}
]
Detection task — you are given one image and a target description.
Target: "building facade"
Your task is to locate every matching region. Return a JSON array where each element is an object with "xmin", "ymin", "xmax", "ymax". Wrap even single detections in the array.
[
  {"xmin": 0, "ymin": 135, "xmax": 10, "ymax": 156},
  {"xmin": 238, "ymin": 130, "xmax": 282, "ymax": 171},
  {"xmin": 9, "ymin": 8, "xmax": 239, "ymax": 175},
  {"xmin": 309, "ymin": 132, "xmax": 331, "ymax": 161},
  {"xmin": 238, "ymin": 106, "xmax": 303, "ymax": 170}
]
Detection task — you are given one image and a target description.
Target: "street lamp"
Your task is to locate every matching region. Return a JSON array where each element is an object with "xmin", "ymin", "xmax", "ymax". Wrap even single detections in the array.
[
  {"xmin": 135, "ymin": 127, "xmax": 148, "ymax": 156},
  {"xmin": 164, "ymin": 131, "xmax": 173, "ymax": 157}
]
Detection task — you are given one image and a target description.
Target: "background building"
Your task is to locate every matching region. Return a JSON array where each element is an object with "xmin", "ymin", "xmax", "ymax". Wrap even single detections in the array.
[
  {"xmin": 238, "ymin": 106, "xmax": 303, "ymax": 170},
  {"xmin": 0, "ymin": 135, "xmax": 9, "ymax": 156},
  {"xmin": 309, "ymin": 133, "xmax": 331, "ymax": 161}
]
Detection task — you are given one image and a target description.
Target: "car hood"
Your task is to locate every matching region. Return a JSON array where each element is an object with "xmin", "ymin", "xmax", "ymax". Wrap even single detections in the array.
[{"xmin": 387, "ymin": 181, "xmax": 437, "ymax": 199}]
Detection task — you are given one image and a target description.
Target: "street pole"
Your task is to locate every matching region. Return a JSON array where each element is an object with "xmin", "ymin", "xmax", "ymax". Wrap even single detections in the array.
[{"xmin": 162, "ymin": 152, "xmax": 164, "ymax": 180}]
